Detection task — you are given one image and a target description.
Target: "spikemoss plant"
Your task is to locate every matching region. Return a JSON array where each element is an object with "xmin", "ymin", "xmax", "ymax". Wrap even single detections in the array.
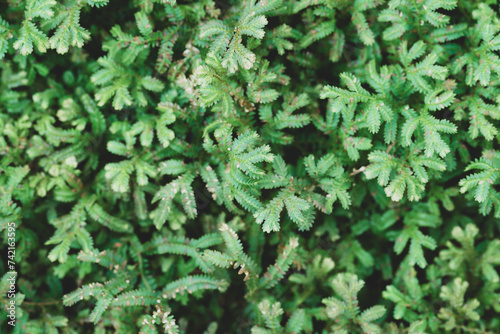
[{"xmin": 1, "ymin": 0, "xmax": 500, "ymax": 333}]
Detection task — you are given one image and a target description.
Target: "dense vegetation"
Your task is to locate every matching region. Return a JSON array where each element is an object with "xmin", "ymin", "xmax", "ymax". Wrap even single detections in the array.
[{"xmin": 1, "ymin": 0, "xmax": 500, "ymax": 333}]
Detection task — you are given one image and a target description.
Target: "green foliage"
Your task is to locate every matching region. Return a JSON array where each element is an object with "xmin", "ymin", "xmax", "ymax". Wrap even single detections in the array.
[
  {"xmin": 199, "ymin": 0, "xmax": 273, "ymax": 74},
  {"xmin": 322, "ymin": 273, "xmax": 386, "ymax": 334},
  {"xmin": 459, "ymin": 150, "xmax": 500, "ymax": 217},
  {"xmin": 438, "ymin": 278, "xmax": 480, "ymax": 331},
  {"xmin": 1, "ymin": 0, "xmax": 500, "ymax": 333}
]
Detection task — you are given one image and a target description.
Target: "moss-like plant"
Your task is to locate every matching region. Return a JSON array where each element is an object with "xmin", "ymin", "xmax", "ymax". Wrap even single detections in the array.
[{"xmin": 1, "ymin": 0, "xmax": 499, "ymax": 333}]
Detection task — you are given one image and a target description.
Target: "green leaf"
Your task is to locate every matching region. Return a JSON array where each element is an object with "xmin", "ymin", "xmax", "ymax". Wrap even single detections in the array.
[
  {"xmin": 135, "ymin": 11, "xmax": 153, "ymax": 36},
  {"xmin": 254, "ymin": 193, "xmax": 284, "ymax": 233},
  {"xmin": 104, "ymin": 161, "xmax": 133, "ymax": 193},
  {"xmin": 14, "ymin": 21, "xmax": 49, "ymax": 55}
]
